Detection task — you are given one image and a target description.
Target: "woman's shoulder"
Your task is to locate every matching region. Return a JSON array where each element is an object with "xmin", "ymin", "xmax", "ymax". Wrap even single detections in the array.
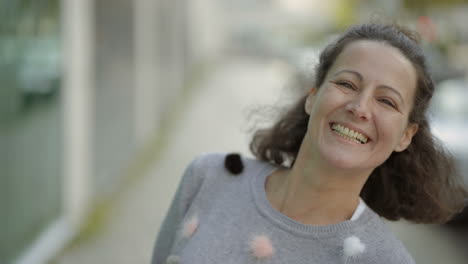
[
  {"xmin": 177, "ymin": 152, "xmax": 268, "ymax": 191},
  {"xmin": 176, "ymin": 152, "xmax": 271, "ymax": 211},
  {"xmin": 186, "ymin": 152, "xmax": 271, "ymax": 177}
]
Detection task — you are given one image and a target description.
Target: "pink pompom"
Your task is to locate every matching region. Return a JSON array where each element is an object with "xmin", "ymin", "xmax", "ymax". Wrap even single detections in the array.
[
  {"xmin": 250, "ymin": 235, "xmax": 274, "ymax": 259},
  {"xmin": 182, "ymin": 215, "xmax": 199, "ymax": 238}
]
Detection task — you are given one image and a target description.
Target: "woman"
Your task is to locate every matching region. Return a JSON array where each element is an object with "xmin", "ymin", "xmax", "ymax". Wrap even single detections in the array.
[{"xmin": 151, "ymin": 23, "xmax": 466, "ymax": 264}]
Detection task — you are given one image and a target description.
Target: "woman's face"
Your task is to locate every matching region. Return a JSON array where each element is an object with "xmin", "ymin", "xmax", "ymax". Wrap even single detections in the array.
[{"xmin": 304, "ymin": 40, "xmax": 419, "ymax": 173}]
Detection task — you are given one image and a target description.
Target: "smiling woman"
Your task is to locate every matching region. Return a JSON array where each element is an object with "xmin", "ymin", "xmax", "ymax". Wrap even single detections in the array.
[
  {"xmin": 252, "ymin": 24, "xmax": 467, "ymax": 224},
  {"xmin": 151, "ymin": 23, "xmax": 467, "ymax": 264},
  {"xmin": 302, "ymin": 40, "xmax": 419, "ymax": 176}
]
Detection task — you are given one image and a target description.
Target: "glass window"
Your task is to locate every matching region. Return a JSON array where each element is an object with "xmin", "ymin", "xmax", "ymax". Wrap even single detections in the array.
[{"xmin": 0, "ymin": 1, "xmax": 62, "ymax": 263}]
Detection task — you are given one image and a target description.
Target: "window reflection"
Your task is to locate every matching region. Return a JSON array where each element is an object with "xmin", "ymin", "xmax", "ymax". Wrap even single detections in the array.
[{"xmin": 0, "ymin": 1, "xmax": 62, "ymax": 263}]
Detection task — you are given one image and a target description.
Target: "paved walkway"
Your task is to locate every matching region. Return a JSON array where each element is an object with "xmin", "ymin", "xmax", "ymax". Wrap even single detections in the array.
[{"xmin": 52, "ymin": 58, "xmax": 468, "ymax": 264}]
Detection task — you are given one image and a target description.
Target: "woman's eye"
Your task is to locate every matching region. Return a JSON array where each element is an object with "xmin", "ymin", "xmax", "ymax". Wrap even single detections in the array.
[
  {"xmin": 379, "ymin": 98, "xmax": 396, "ymax": 108},
  {"xmin": 335, "ymin": 81, "xmax": 355, "ymax": 90}
]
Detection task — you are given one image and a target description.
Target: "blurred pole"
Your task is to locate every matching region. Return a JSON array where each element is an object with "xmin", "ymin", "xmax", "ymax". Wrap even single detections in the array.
[
  {"xmin": 62, "ymin": 0, "xmax": 94, "ymax": 232},
  {"xmin": 134, "ymin": 0, "xmax": 159, "ymax": 147}
]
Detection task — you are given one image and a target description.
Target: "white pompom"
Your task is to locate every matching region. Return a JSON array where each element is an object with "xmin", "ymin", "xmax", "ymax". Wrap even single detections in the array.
[{"xmin": 343, "ymin": 236, "xmax": 366, "ymax": 257}]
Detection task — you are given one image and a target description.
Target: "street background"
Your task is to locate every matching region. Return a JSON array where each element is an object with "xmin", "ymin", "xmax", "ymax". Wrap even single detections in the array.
[{"xmin": 1, "ymin": 0, "xmax": 468, "ymax": 263}]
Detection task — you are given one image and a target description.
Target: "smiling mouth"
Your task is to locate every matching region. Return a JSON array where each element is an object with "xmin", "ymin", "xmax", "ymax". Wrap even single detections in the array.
[{"xmin": 331, "ymin": 123, "xmax": 369, "ymax": 144}]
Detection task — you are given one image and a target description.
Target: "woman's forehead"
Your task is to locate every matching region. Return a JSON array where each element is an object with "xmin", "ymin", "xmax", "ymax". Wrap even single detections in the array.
[{"xmin": 327, "ymin": 40, "xmax": 417, "ymax": 95}]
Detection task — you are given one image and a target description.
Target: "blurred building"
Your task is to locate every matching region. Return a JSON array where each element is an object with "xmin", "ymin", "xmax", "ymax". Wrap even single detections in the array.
[{"xmin": 0, "ymin": 0, "xmax": 228, "ymax": 263}]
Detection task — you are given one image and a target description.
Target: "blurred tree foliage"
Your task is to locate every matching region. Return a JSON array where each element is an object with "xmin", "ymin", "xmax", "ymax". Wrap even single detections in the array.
[{"xmin": 334, "ymin": 0, "xmax": 359, "ymax": 30}]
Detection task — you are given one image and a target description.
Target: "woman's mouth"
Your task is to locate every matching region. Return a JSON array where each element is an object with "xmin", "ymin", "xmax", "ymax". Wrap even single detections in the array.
[{"xmin": 330, "ymin": 123, "xmax": 369, "ymax": 144}]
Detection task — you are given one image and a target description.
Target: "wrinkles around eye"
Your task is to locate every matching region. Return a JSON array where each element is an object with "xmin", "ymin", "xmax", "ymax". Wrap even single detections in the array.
[
  {"xmin": 332, "ymin": 80, "xmax": 355, "ymax": 90},
  {"xmin": 331, "ymin": 80, "xmax": 401, "ymax": 111},
  {"xmin": 378, "ymin": 98, "xmax": 397, "ymax": 108}
]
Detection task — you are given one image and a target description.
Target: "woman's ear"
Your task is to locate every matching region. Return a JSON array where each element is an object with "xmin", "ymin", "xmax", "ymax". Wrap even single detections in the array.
[
  {"xmin": 304, "ymin": 88, "xmax": 317, "ymax": 115},
  {"xmin": 394, "ymin": 123, "xmax": 419, "ymax": 152}
]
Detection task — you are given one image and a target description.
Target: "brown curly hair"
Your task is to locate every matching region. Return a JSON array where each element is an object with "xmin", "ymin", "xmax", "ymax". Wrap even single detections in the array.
[{"xmin": 250, "ymin": 23, "xmax": 467, "ymax": 224}]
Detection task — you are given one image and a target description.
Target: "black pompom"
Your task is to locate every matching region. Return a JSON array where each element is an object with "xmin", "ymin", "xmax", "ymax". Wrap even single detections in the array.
[{"xmin": 224, "ymin": 153, "xmax": 244, "ymax": 175}]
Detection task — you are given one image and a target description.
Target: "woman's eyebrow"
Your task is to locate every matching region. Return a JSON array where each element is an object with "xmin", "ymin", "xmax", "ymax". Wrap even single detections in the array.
[{"xmin": 332, "ymin": 70, "xmax": 363, "ymax": 81}]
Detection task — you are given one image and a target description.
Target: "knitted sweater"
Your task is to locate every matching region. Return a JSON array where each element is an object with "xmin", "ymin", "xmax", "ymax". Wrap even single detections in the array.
[{"xmin": 151, "ymin": 152, "xmax": 415, "ymax": 264}]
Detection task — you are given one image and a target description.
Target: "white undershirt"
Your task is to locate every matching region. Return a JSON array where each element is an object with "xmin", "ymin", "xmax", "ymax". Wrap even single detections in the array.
[{"xmin": 350, "ymin": 198, "xmax": 367, "ymax": 221}]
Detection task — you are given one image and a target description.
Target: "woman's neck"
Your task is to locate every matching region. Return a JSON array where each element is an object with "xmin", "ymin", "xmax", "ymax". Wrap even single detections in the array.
[
  {"xmin": 265, "ymin": 140, "xmax": 369, "ymax": 225},
  {"xmin": 266, "ymin": 169, "xmax": 360, "ymax": 225}
]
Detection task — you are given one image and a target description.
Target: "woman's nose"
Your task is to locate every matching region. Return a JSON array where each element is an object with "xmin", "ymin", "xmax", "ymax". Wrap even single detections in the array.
[{"xmin": 345, "ymin": 94, "xmax": 371, "ymax": 121}]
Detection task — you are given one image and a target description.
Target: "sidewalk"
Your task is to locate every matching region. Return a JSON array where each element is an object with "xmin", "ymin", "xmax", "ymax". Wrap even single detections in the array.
[{"xmin": 51, "ymin": 57, "xmax": 467, "ymax": 264}]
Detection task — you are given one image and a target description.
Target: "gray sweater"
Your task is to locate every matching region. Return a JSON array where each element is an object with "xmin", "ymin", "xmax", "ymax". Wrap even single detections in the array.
[{"xmin": 152, "ymin": 153, "xmax": 415, "ymax": 264}]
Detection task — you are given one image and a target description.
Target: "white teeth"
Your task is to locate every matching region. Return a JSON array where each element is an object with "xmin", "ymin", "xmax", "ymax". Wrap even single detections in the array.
[{"xmin": 331, "ymin": 123, "xmax": 368, "ymax": 143}]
